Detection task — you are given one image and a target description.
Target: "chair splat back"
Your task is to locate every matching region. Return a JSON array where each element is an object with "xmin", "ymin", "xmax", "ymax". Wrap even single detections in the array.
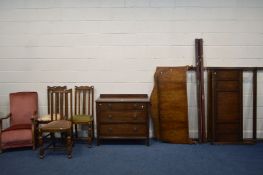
[
  {"xmin": 50, "ymin": 89, "xmax": 72, "ymax": 121},
  {"xmin": 47, "ymin": 86, "xmax": 67, "ymax": 115},
  {"xmin": 74, "ymin": 86, "xmax": 94, "ymax": 117}
]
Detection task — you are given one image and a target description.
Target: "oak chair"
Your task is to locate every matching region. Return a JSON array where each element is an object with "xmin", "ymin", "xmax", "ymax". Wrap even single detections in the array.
[
  {"xmin": 72, "ymin": 86, "xmax": 94, "ymax": 147},
  {"xmin": 35, "ymin": 86, "xmax": 67, "ymax": 148},
  {"xmin": 38, "ymin": 86, "xmax": 67, "ymax": 122},
  {"xmin": 38, "ymin": 89, "xmax": 73, "ymax": 159},
  {"xmin": 0, "ymin": 92, "xmax": 38, "ymax": 153}
]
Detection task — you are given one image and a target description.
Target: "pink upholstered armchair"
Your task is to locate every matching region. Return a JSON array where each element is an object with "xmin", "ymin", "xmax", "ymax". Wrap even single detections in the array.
[{"xmin": 0, "ymin": 92, "xmax": 38, "ymax": 153}]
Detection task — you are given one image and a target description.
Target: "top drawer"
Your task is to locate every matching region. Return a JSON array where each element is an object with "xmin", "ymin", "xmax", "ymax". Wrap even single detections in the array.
[{"xmin": 97, "ymin": 102, "xmax": 146, "ymax": 111}]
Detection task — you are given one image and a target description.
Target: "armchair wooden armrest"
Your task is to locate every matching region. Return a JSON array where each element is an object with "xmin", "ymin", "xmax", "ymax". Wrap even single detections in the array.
[
  {"xmin": 30, "ymin": 111, "xmax": 38, "ymax": 124},
  {"xmin": 0, "ymin": 113, "xmax": 11, "ymax": 121},
  {"xmin": 0, "ymin": 113, "xmax": 11, "ymax": 131}
]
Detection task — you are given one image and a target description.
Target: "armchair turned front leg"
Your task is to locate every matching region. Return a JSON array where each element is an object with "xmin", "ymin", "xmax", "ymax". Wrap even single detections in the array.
[
  {"xmin": 0, "ymin": 134, "xmax": 2, "ymax": 153},
  {"xmin": 31, "ymin": 119, "xmax": 36, "ymax": 150},
  {"xmin": 31, "ymin": 111, "xmax": 38, "ymax": 150},
  {"xmin": 0, "ymin": 113, "xmax": 11, "ymax": 154}
]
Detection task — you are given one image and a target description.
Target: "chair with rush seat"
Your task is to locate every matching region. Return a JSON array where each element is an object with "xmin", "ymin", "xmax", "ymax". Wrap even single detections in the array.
[
  {"xmin": 0, "ymin": 92, "xmax": 38, "ymax": 153},
  {"xmin": 35, "ymin": 86, "xmax": 67, "ymax": 148},
  {"xmin": 38, "ymin": 89, "xmax": 73, "ymax": 159},
  {"xmin": 72, "ymin": 86, "xmax": 94, "ymax": 147}
]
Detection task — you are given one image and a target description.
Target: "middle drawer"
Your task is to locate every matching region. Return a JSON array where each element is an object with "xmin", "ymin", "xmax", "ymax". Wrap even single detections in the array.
[{"xmin": 99, "ymin": 111, "xmax": 146, "ymax": 123}]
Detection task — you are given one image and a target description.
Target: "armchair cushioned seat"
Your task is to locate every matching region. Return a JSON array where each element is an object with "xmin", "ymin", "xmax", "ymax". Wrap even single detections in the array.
[
  {"xmin": 3, "ymin": 124, "xmax": 31, "ymax": 131},
  {"xmin": 1, "ymin": 128, "xmax": 32, "ymax": 148},
  {"xmin": 2, "ymin": 124, "xmax": 32, "ymax": 148}
]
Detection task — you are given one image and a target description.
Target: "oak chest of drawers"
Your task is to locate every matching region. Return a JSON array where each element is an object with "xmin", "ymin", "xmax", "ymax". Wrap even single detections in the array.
[{"xmin": 96, "ymin": 94, "xmax": 150, "ymax": 145}]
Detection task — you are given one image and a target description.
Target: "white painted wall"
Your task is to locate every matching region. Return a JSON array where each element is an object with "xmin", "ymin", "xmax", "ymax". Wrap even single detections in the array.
[{"xmin": 0, "ymin": 0, "xmax": 263, "ymax": 139}]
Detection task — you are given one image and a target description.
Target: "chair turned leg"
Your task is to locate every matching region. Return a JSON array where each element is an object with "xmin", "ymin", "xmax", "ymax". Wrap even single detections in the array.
[
  {"xmin": 67, "ymin": 131, "xmax": 72, "ymax": 159},
  {"xmin": 74, "ymin": 124, "xmax": 78, "ymax": 138},
  {"xmin": 51, "ymin": 133, "xmax": 56, "ymax": 147},
  {"xmin": 39, "ymin": 130, "xmax": 44, "ymax": 159},
  {"xmin": 88, "ymin": 123, "xmax": 92, "ymax": 148},
  {"xmin": 92, "ymin": 121, "xmax": 95, "ymax": 141},
  {"xmin": 71, "ymin": 127, "xmax": 75, "ymax": 147}
]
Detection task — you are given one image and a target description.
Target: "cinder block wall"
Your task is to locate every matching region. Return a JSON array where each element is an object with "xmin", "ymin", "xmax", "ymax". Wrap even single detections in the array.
[{"xmin": 0, "ymin": 0, "xmax": 262, "ymax": 138}]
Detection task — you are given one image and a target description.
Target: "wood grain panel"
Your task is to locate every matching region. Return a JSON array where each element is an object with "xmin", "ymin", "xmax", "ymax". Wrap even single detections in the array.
[
  {"xmin": 150, "ymin": 66, "xmax": 191, "ymax": 143},
  {"xmin": 208, "ymin": 69, "xmax": 243, "ymax": 143}
]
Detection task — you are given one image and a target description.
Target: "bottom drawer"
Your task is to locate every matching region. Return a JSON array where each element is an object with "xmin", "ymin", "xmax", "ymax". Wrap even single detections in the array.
[{"xmin": 100, "ymin": 124, "xmax": 147, "ymax": 137}]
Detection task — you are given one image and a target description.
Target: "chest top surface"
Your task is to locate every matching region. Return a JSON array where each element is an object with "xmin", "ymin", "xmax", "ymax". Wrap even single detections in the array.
[{"xmin": 96, "ymin": 94, "xmax": 150, "ymax": 103}]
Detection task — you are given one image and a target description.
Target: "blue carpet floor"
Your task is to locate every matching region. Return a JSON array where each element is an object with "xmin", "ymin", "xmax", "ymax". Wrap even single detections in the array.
[{"xmin": 1, "ymin": 140, "xmax": 263, "ymax": 175}]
